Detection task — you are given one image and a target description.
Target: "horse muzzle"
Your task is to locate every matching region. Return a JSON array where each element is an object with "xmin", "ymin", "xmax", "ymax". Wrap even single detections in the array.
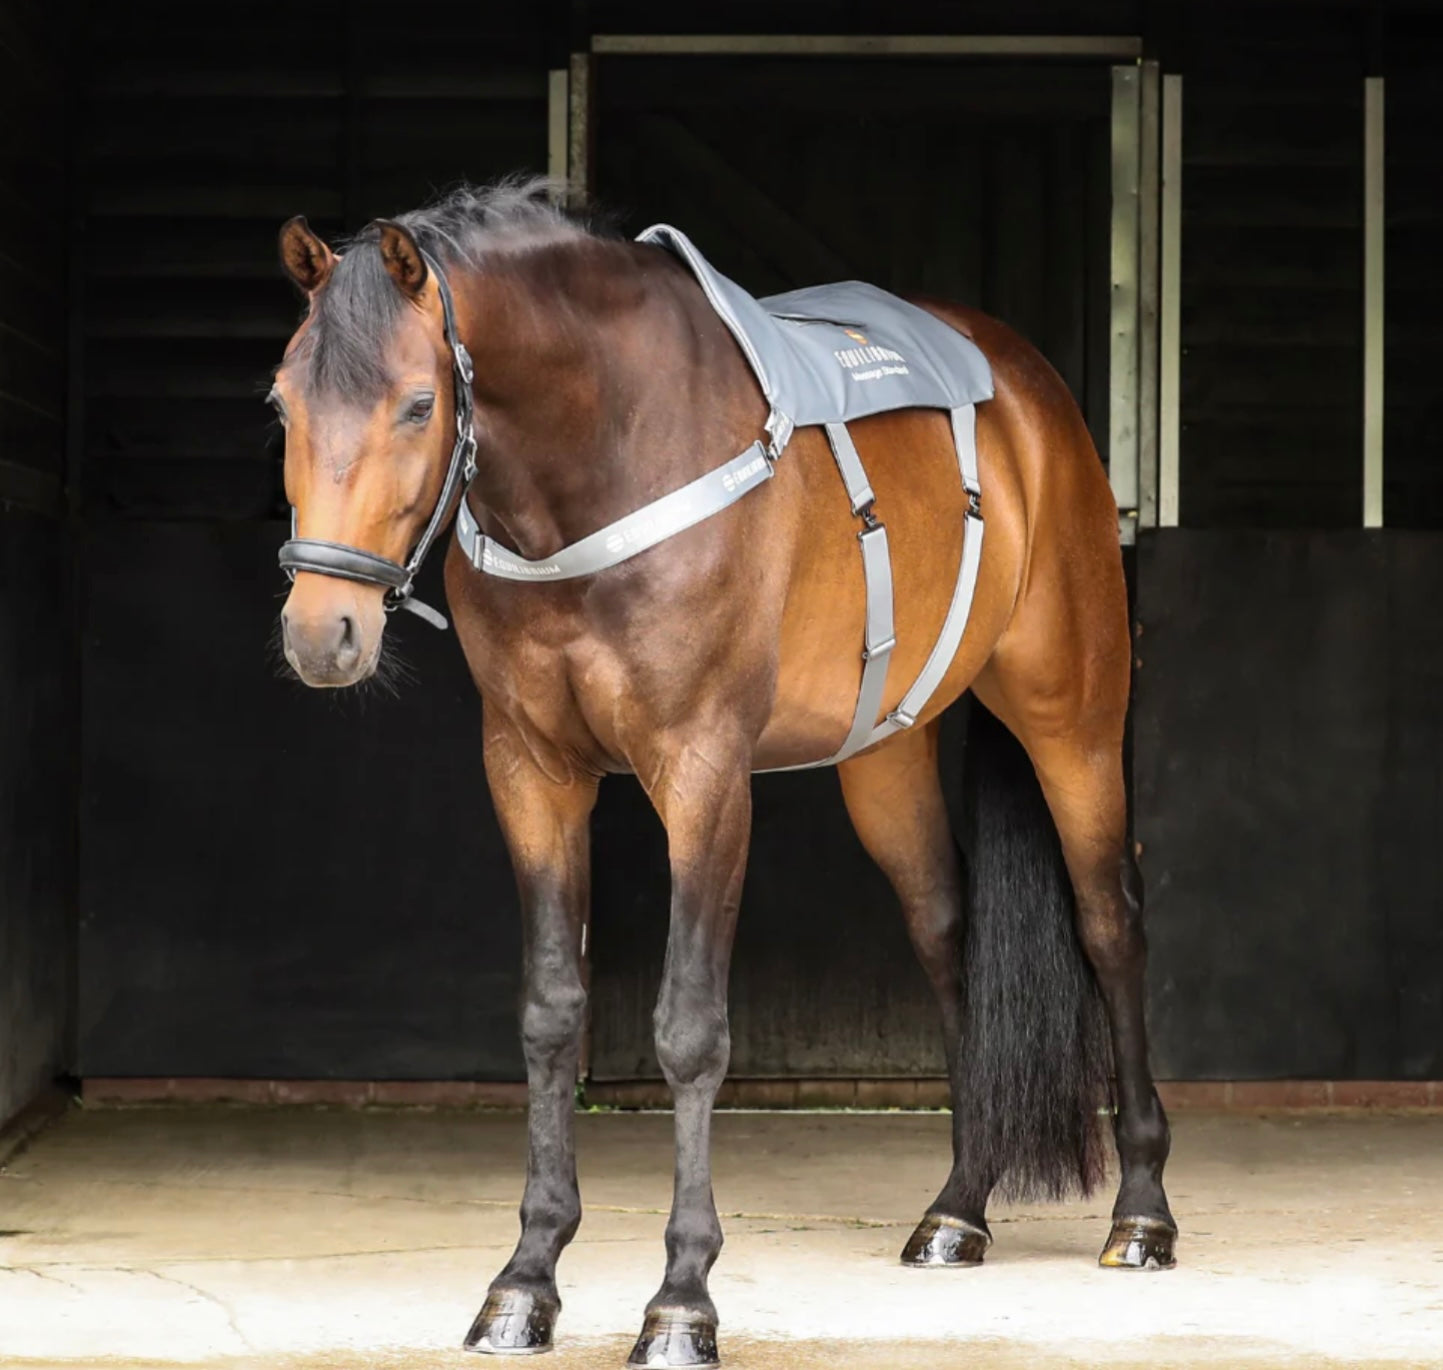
[{"xmin": 281, "ymin": 589, "xmax": 382, "ymax": 688}]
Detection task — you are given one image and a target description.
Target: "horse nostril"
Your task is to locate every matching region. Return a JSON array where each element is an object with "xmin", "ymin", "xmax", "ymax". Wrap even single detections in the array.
[{"xmin": 334, "ymin": 614, "xmax": 360, "ymax": 668}]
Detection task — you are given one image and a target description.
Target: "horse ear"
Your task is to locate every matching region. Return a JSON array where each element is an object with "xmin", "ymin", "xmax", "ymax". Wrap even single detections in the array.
[
  {"xmin": 279, "ymin": 216, "xmax": 336, "ymax": 295},
  {"xmin": 374, "ymin": 219, "xmax": 428, "ymax": 297}
]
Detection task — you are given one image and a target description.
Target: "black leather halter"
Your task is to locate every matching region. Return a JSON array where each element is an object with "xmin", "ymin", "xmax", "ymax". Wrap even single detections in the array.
[{"xmin": 278, "ymin": 247, "xmax": 477, "ymax": 631}]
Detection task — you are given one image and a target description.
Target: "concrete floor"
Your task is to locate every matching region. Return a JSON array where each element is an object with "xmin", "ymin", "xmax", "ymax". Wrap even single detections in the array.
[{"xmin": 1, "ymin": 1107, "xmax": 1441, "ymax": 1369}]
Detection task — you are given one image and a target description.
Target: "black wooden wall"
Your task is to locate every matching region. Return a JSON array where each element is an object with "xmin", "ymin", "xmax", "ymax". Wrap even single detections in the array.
[
  {"xmin": 0, "ymin": 1, "xmax": 74, "ymax": 1124},
  {"xmin": 10, "ymin": 0, "xmax": 1434, "ymax": 1090},
  {"xmin": 1136, "ymin": 532, "xmax": 1443, "ymax": 1079},
  {"xmin": 1176, "ymin": 5, "xmax": 1364, "ymax": 527},
  {"xmin": 74, "ymin": 0, "xmax": 549, "ymax": 1081},
  {"xmin": 1384, "ymin": 9, "xmax": 1443, "ymax": 529}
]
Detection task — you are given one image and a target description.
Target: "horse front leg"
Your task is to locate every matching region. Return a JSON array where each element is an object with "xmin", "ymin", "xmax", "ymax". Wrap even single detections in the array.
[
  {"xmin": 628, "ymin": 735, "xmax": 752, "ymax": 1369},
  {"xmin": 465, "ymin": 720, "xmax": 598, "ymax": 1355}
]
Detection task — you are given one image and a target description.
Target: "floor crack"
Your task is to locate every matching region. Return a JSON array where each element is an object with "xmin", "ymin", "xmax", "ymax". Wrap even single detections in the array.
[
  {"xmin": 0, "ymin": 1265, "xmax": 87, "ymax": 1294},
  {"xmin": 135, "ymin": 1267, "xmax": 256, "ymax": 1352}
]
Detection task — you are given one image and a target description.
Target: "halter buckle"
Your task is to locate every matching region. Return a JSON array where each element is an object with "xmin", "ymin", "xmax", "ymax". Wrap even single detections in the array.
[{"xmin": 454, "ymin": 341, "xmax": 475, "ymax": 387}]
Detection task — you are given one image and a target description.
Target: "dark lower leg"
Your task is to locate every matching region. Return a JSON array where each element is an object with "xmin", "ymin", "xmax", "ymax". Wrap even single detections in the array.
[
  {"xmin": 469, "ymin": 969, "xmax": 587, "ymax": 1347},
  {"xmin": 476, "ymin": 964, "xmax": 588, "ymax": 1316},
  {"xmin": 630, "ymin": 750, "xmax": 750, "ymax": 1368},
  {"xmin": 837, "ymin": 730, "xmax": 992, "ymax": 1265},
  {"xmin": 1076, "ymin": 852, "xmax": 1176, "ymax": 1267},
  {"xmin": 635, "ymin": 977, "xmax": 729, "ymax": 1364},
  {"xmin": 897, "ymin": 851, "xmax": 996, "ymax": 1261},
  {"xmin": 1029, "ymin": 740, "xmax": 1175, "ymax": 1269},
  {"xmin": 467, "ymin": 740, "xmax": 595, "ymax": 1353}
]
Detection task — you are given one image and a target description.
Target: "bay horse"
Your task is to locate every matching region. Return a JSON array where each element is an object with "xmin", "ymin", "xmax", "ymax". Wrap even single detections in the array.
[{"xmin": 270, "ymin": 180, "xmax": 1176, "ymax": 1366}]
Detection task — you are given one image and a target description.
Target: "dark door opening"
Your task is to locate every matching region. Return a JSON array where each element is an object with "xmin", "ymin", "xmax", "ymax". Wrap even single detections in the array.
[{"xmin": 587, "ymin": 54, "xmax": 1115, "ymax": 1080}]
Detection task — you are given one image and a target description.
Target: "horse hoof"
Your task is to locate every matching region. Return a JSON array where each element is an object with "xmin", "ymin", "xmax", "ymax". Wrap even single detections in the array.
[
  {"xmin": 1099, "ymin": 1216, "xmax": 1178, "ymax": 1270},
  {"xmin": 901, "ymin": 1213, "xmax": 991, "ymax": 1267},
  {"xmin": 463, "ymin": 1286, "xmax": 558, "ymax": 1355},
  {"xmin": 626, "ymin": 1310, "xmax": 720, "ymax": 1367}
]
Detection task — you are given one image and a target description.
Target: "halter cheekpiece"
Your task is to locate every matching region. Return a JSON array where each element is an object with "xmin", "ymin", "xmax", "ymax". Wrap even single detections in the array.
[{"xmin": 277, "ymin": 248, "xmax": 477, "ymax": 632}]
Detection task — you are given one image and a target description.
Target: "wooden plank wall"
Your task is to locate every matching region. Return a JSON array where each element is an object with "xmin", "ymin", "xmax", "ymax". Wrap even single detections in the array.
[
  {"xmin": 59, "ymin": 0, "xmax": 1443, "ymax": 1087},
  {"xmin": 1178, "ymin": 4, "xmax": 1366, "ymax": 527},
  {"xmin": 73, "ymin": 1, "xmax": 552, "ymax": 1084},
  {"xmin": 1136, "ymin": 531, "xmax": 1443, "ymax": 1079},
  {"xmin": 80, "ymin": 0, "xmax": 547, "ymax": 520},
  {"xmin": 0, "ymin": 0, "xmax": 65, "ymax": 505},
  {"xmin": 0, "ymin": 0, "xmax": 73, "ymax": 1128},
  {"xmin": 1384, "ymin": 9, "xmax": 1443, "ymax": 528}
]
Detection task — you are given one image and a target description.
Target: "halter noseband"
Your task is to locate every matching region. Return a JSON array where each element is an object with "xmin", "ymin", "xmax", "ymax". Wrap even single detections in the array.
[{"xmin": 278, "ymin": 247, "xmax": 477, "ymax": 631}]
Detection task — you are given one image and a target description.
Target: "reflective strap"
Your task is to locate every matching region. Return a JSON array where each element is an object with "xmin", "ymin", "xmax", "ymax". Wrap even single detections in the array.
[
  {"xmin": 761, "ymin": 423, "xmax": 896, "ymax": 773},
  {"xmin": 823, "ymin": 421, "xmax": 875, "ymax": 514},
  {"xmin": 763, "ymin": 521, "xmax": 896, "ymax": 775},
  {"xmin": 952, "ymin": 401, "xmax": 980, "ymax": 496},
  {"xmin": 459, "ymin": 442, "xmax": 774, "ymax": 581},
  {"xmin": 867, "ymin": 404, "xmax": 984, "ymax": 745},
  {"xmin": 833, "ymin": 522, "xmax": 896, "ymax": 759},
  {"xmin": 870, "ymin": 511, "xmax": 984, "ymax": 743}
]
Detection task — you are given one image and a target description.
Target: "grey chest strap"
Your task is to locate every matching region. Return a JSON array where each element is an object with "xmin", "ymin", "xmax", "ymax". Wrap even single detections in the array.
[{"xmin": 455, "ymin": 444, "xmax": 774, "ymax": 581}]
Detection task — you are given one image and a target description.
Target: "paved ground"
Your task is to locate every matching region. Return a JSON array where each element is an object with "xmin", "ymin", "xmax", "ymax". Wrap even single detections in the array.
[{"xmin": 1, "ymin": 1106, "xmax": 1441, "ymax": 1368}]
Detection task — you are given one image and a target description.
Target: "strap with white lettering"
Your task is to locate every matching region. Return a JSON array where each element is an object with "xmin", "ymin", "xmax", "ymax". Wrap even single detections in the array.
[{"xmin": 459, "ymin": 443, "xmax": 774, "ymax": 582}]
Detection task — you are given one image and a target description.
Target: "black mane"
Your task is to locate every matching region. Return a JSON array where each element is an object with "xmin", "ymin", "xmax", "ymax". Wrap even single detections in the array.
[{"xmin": 293, "ymin": 176, "xmax": 588, "ymax": 400}]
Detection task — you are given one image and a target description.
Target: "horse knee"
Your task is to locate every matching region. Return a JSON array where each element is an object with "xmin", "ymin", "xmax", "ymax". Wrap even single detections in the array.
[
  {"xmin": 654, "ymin": 1005, "xmax": 730, "ymax": 1089},
  {"xmin": 521, "ymin": 982, "xmax": 586, "ymax": 1062}
]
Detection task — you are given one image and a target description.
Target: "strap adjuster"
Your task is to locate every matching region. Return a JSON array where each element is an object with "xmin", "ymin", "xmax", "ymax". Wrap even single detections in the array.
[{"xmin": 863, "ymin": 635, "xmax": 896, "ymax": 662}]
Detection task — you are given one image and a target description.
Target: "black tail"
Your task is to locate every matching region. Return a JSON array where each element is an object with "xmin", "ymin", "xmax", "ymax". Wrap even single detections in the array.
[{"xmin": 956, "ymin": 700, "xmax": 1112, "ymax": 1201}]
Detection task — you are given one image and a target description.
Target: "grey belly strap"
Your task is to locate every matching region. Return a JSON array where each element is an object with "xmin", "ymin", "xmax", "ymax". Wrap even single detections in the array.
[{"xmin": 454, "ymin": 224, "xmax": 994, "ymax": 770}]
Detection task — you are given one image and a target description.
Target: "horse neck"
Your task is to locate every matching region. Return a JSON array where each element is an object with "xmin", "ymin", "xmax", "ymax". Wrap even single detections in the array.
[{"xmin": 453, "ymin": 239, "xmax": 758, "ymax": 562}]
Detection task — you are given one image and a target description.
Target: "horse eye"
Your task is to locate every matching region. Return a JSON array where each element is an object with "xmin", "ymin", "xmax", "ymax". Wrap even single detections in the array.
[
  {"xmin": 405, "ymin": 394, "xmax": 435, "ymax": 424},
  {"xmin": 266, "ymin": 390, "xmax": 288, "ymax": 424}
]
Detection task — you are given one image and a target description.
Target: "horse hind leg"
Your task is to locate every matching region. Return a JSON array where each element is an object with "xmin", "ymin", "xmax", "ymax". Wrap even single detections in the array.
[
  {"xmin": 837, "ymin": 721, "xmax": 993, "ymax": 1266},
  {"xmin": 1021, "ymin": 721, "xmax": 1177, "ymax": 1269}
]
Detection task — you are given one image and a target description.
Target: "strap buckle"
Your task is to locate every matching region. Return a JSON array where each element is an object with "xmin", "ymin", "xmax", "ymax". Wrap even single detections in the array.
[{"xmin": 454, "ymin": 341, "xmax": 475, "ymax": 387}]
